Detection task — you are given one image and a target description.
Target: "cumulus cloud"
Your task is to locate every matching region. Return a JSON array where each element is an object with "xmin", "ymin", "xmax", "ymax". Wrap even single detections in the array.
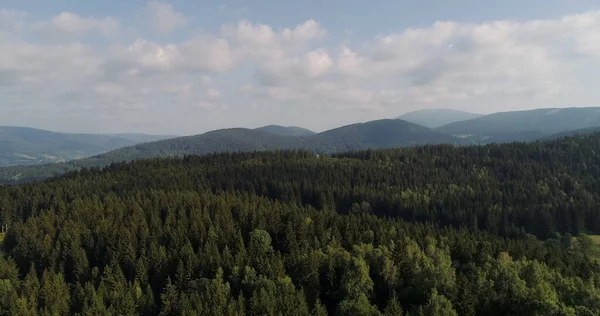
[
  {"xmin": 101, "ymin": 36, "xmax": 235, "ymax": 78},
  {"xmin": 2, "ymin": 6, "xmax": 600, "ymax": 134},
  {"xmin": 221, "ymin": 19, "xmax": 326, "ymax": 61},
  {"xmin": 255, "ymin": 49, "xmax": 333, "ymax": 86},
  {"xmin": 145, "ymin": 1, "xmax": 190, "ymax": 35},
  {"xmin": 246, "ymin": 10, "xmax": 600, "ymax": 112}
]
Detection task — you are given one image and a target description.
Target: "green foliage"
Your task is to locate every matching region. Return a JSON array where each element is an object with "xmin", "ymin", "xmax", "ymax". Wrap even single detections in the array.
[
  {"xmin": 0, "ymin": 134, "xmax": 599, "ymax": 313},
  {"xmin": 417, "ymin": 290, "xmax": 458, "ymax": 316},
  {"xmin": 337, "ymin": 293, "xmax": 381, "ymax": 316},
  {"xmin": 249, "ymin": 230, "xmax": 273, "ymax": 255}
]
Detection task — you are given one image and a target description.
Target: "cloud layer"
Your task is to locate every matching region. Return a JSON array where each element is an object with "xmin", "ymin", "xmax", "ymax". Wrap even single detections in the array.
[{"xmin": 1, "ymin": 3, "xmax": 600, "ymax": 134}]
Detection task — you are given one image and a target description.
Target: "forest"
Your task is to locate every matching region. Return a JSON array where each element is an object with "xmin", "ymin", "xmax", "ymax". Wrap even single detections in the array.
[{"xmin": 1, "ymin": 133, "xmax": 600, "ymax": 314}]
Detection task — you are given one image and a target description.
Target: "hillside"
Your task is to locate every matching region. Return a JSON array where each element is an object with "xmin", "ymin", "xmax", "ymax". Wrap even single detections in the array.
[
  {"xmin": 0, "ymin": 119, "xmax": 460, "ymax": 183},
  {"xmin": 0, "ymin": 126, "xmax": 174, "ymax": 166},
  {"xmin": 312, "ymin": 119, "xmax": 462, "ymax": 151},
  {"xmin": 437, "ymin": 107, "xmax": 600, "ymax": 143},
  {"xmin": 397, "ymin": 109, "xmax": 482, "ymax": 128},
  {"xmin": 1, "ymin": 134, "xmax": 600, "ymax": 314},
  {"xmin": 254, "ymin": 125, "xmax": 316, "ymax": 136}
]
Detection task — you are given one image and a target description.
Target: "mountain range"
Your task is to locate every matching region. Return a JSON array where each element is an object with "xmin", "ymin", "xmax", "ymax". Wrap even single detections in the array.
[
  {"xmin": 2, "ymin": 106, "xmax": 600, "ymax": 184},
  {"xmin": 0, "ymin": 119, "xmax": 457, "ymax": 183}
]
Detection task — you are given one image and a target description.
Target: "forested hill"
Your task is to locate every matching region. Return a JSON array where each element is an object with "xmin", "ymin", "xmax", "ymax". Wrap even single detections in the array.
[
  {"xmin": 0, "ymin": 119, "xmax": 461, "ymax": 184},
  {"xmin": 1, "ymin": 133, "xmax": 600, "ymax": 314}
]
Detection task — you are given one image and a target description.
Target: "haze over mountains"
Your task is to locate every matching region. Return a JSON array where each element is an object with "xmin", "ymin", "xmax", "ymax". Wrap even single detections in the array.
[
  {"xmin": 437, "ymin": 107, "xmax": 600, "ymax": 143},
  {"xmin": 397, "ymin": 109, "xmax": 483, "ymax": 128},
  {"xmin": 2, "ymin": 106, "xmax": 600, "ymax": 184},
  {"xmin": 0, "ymin": 126, "xmax": 174, "ymax": 166}
]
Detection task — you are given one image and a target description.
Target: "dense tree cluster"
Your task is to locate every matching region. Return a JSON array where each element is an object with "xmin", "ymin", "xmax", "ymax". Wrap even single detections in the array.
[{"xmin": 1, "ymin": 133, "xmax": 600, "ymax": 314}]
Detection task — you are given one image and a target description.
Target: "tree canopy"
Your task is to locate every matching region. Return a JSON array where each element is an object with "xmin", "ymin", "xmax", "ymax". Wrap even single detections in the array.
[{"xmin": 1, "ymin": 133, "xmax": 600, "ymax": 314}]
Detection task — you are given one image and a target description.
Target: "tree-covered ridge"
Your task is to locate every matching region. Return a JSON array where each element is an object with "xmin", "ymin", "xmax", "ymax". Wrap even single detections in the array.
[
  {"xmin": 1, "ymin": 133, "xmax": 600, "ymax": 314},
  {"xmin": 0, "ymin": 119, "xmax": 461, "ymax": 184}
]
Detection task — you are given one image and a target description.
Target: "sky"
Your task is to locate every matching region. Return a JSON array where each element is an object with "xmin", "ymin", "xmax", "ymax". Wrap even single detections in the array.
[{"xmin": 1, "ymin": 0, "xmax": 600, "ymax": 135}]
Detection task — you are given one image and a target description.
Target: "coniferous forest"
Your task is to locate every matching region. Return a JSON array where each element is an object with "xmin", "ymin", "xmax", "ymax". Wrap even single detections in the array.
[{"xmin": 2, "ymin": 134, "xmax": 600, "ymax": 315}]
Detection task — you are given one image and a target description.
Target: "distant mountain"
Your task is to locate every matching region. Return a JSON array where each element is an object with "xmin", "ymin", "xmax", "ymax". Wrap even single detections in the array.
[
  {"xmin": 255, "ymin": 125, "xmax": 316, "ymax": 136},
  {"xmin": 437, "ymin": 107, "xmax": 600, "ymax": 143},
  {"xmin": 397, "ymin": 109, "xmax": 482, "ymax": 128},
  {"xmin": 0, "ymin": 119, "xmax": 460, "ymax": 183},
  {"xmin": 0, "ymin": 126, "xmax": 174, "ymax": 167}
]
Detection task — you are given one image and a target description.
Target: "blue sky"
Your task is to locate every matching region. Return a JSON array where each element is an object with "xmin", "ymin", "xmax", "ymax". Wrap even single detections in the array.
[{"xmin": 1, "ymin": 1, "xmax": 600, "ymax": 135}]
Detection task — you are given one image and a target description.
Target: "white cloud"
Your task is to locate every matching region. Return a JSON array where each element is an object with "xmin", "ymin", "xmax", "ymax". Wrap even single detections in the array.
[
  {"xmin": 207, "ymin": 88, "xmax": 221, "ymax": 99},
  {"xmin": 145, "ymin": 1, "xmax": 190, "ymax": 35},
  {"xmin": 305, "ymin": 49, "xmax": 333, "ymax": 77},
  {"xmin": 245, "ymin": 10, "xmax": 600, "ymax": 113},
  {"xmin": 108, "ymin": 36, "xmax": 235, "ymax": 76},
  {"xmin": 2, "ymin": 7, "xmax": 600, "ymax": 134},
  {"xmin": 222, "ymin": 19, "xmax": 325, "ymax": 46},
  {"xmin": 282, "ymin": 19, "xmax": 326, "ymax": 43},
  {"xmin": 221, "ymin": 19, "xmax": 326, "ymax": 61},
  {"xmin": 255, "ymin": 49, "xmax": 333, "ymax": 86},
  {"xmin": 225, "ymin": 20, "xmax": 276, "ymax": 46}
]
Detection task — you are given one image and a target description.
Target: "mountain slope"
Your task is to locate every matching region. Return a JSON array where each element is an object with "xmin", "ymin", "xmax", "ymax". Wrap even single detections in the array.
[
  {"xmin": 397, "ymin": 109, "xmax": 482, "ymax": 128},
  {"xmin": 0, "ymin": 119, "xmax": 460, "ymax": 183},
  {"xmin": 438, "ymin": 107, "xmax": 600, "ymax": 135},
  {"xmin": 313, "ymin": 119, "xmax": 462, "ymax": 151},
  {"xmin": 437, "ymin": 107, "xmax": 600, "ymax": 143},
  {"xmin": 0, "ymin": 126, "xmax": 174, "ymax": 166},
  {"xmin": 255, "ymin": 125, "xmax": 316, "ymax": 136}
]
